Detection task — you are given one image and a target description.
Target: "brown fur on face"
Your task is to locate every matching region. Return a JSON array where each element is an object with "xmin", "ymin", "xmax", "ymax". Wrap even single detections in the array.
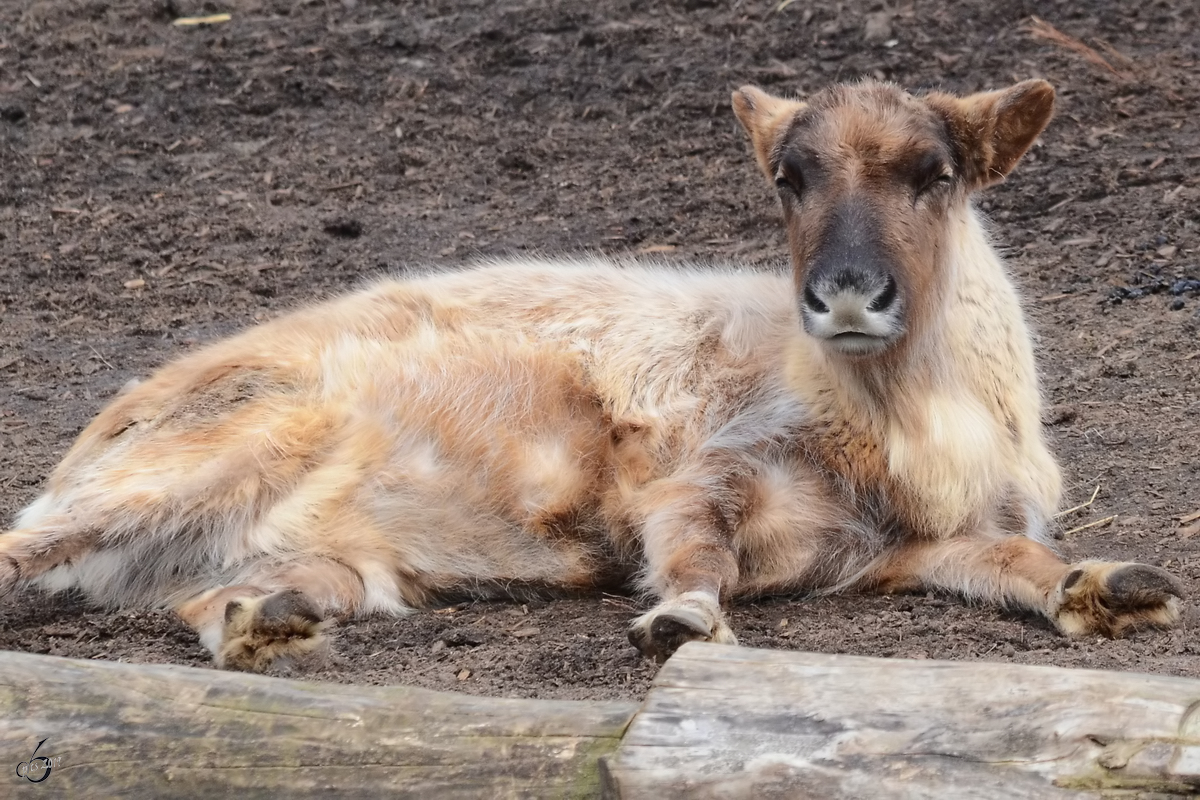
[{"xmin": 733, "ymin": 79, "xmax": 1055, "ymax": 358}]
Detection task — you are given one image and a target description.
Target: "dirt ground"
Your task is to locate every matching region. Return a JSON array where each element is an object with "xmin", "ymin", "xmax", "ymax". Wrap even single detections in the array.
[{"xmin": 0, "ymin": 0, "xmax": 1198, "ymax": 701}]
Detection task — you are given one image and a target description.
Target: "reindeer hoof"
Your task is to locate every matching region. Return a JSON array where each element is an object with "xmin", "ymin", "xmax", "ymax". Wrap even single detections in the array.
[
  {"xmin": 1052, "ymin": 561, "xmax": 1184, "ymax": 638},
  {"xmin": 217, "ymin": 589, "xmax": 332, "ymax": 671},
  {"xmin": 628, "ymin": 592, "xmax": 737, "ymax": 663}
]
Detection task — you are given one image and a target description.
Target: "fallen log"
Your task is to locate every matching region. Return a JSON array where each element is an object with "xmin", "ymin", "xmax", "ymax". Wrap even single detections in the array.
[
  {"xmin": 605, "ymin": 644, "xmax": 1200, "ymax": 799},
  {"xmin": 4, "ymin": 643, "xmax": 1200, "ymax": 798},
  {"xmin": 0, "ymin": 652, "xmax": 637, "ymax": 799}
]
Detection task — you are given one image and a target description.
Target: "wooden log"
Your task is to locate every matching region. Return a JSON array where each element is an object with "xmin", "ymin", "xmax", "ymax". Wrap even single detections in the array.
[
  {"xmin": 604, "ymin": 642, "xmax": 1200, "ymax": 799},
  {"xmin": 8, "ymin": 642, "xmax": 1200, "ymax": 798},
  {"xmin": 0, "ymin": 650, "xmax": 636, "ymax": 799}
]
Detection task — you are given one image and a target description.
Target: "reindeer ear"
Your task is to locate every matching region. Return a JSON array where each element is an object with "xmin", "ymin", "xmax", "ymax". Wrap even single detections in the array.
[
  {"xmin": 927, "ymin": 79, "xmax": 1055, "ymax": 188},
  {"xmin": 732, "ymin": 86, "xmax": 807, "ymax": 182}
]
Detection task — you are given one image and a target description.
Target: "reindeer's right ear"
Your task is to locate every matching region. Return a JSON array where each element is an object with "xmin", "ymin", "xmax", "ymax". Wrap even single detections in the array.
[{"xmin": 732, "ymin": 86, "xmax": 807, "ymax": 182}]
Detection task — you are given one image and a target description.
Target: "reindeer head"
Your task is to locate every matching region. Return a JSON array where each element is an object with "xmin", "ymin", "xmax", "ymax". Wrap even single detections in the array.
[{"xmin": 733, "ymin": 79, "xmax": 1054, "ymax": 357}]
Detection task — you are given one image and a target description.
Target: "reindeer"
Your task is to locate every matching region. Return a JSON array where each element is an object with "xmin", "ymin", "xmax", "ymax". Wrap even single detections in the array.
[{"xmin": 1, "ymin": 79, "xmax": 1182, "ymax": 670}]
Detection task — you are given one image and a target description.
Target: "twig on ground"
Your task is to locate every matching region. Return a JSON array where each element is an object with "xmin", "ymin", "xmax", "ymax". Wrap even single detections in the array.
[
  {"xmin": 1054, "ymin": 485, "xmax": 1101, "ymax": 519},
  {"xmin": 1023, "ymin": 17, "xmax": 1135, "ymax": 81},
  {"xmin": 1063, "ymin": 515, "xmax": 1117, "ymax": 536},
  {"xmin": 88, "ymin": 346, "xmax": 114, "ymax": 371}
]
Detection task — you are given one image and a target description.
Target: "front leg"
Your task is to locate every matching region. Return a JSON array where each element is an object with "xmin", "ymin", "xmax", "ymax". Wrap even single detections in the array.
[
  {"xmin": 1050, "ymin": 560, "xmax": 1183, "ymax": 637},
  {"xmin": 626, "ymin": 478, "xmax": 741, "ymax": 662},
  {"xmin": 869, "ymin": 534, "xmax": 1183, "ymax": 636}
]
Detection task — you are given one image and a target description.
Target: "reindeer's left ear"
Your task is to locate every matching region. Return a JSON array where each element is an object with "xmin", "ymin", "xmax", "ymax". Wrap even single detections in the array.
[
  {"xmin": 927, "ymin": 79, "xmax": 1055, "ymax": 188},
  {"xmin": 732, "ymin": 86, "xmax": 808, "ymax": 183}
]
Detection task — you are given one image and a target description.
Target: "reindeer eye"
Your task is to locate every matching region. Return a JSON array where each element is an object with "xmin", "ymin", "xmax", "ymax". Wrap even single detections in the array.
[
  {"xmin": 913, "ymin": 156, "xmax": 953, "ymax": 198},
  {"xmin": 921, "ymin": 172, "xmax": 953, "ymax": 193},
  {"xmin": 774, "ymin": 159, "xmax": 805, "ymax": 198}
]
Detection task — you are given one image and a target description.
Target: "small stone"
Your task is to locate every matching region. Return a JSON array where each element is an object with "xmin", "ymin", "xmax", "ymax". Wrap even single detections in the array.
[
  {"xmin": 498, "ymin": 152, "xmax": 535, "ymax": 172},
  {"xmin": 1104, "ymin": 358, "xmax": 1137, "ymax": 378},
  {"xmin": 1043, "ymin": 403, "xmax": 1078, "ymax": 425},
  {"xmin": 1171, "ymin": 298, "xmax": 1186, "ymax": 311},
  {"xmin": 863, "ymin": 11, "xmax": 893, "ymax": 43},
  {"xmin": 323, "ymin": 218, "xmax": 363, "ymax": 238},
  {"xmin": 443, "ymin": 628, "xmax": 485, "ymax": 647}
]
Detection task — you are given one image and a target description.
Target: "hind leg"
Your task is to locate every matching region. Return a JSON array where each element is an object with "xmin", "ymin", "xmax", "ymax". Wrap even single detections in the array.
[
  {"xmin": 175, "ymin": 557, "xmax": 386, "ymax": 671},
  {"xmin": 868, "ymin": 535, "xmax": 1183, "ymax": 637},
  {"xmin": 0, "ymin": 516, "xmax": 101, "ymax": 596},
  {"xmin": 0, "ymin": 518, "xmax": 327, "ymax": 671}
]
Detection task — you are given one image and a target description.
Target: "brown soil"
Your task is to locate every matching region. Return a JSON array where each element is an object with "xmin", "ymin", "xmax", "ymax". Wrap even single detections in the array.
[{"xmin": 1, "ymin": 0, "xmax": 1198, "ymax": 701}]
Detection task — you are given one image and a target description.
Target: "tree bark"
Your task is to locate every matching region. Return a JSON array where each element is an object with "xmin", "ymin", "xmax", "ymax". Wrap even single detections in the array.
[
  {"xmin": 604, "ymin": 643, "xmax": 1200, "ymax": 799},
  {"xmin": 0, "ymin": 651, "xmax": 636, "ymax": 799},
  {"xmin": 7, "ymin": 643, "xmax": 1200, "ymax": 798}
]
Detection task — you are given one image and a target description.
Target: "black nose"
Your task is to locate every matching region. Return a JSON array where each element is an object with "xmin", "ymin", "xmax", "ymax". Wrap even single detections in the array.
[
  {"xmin": 804, "ymin": 200, "xmax": 897, "ymax": 314},
  {"xmin": 867, "ymin": 275, "xmax": 898, "ymax": 312},
  {"xmin": 803, "ymin": 285, "xmax": 829, "ymax": 313}
]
